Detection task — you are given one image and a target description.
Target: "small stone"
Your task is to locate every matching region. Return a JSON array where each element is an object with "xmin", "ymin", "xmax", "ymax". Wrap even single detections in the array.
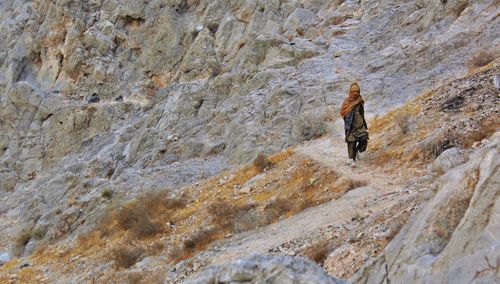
[
  {"xmin": 0, "ymin": 252, "xmax": 12, "ymax": 265},
  {"xmin": 493, "ymin": 75, "xmax": 500, "ymax": 89}
]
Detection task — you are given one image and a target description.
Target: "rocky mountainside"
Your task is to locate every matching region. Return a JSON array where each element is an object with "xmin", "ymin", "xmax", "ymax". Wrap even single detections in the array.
[{"xmin": 0, "ymin": 0, "xmax": 499, "ymax": 283}]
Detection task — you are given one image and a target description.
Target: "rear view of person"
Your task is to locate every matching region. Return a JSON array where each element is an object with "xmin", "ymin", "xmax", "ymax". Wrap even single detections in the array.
[{"xmin": 340, "ymin": 83, "xmax": 369, "ymax": 166}]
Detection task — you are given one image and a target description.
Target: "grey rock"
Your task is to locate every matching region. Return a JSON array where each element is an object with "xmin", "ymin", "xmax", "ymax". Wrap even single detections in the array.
[
  {"xmin": 0, "ymin": 172, "xmax": 18, "ymax": 192},
  {"xmin": 353, "ymin": 134, "xmax": 500, "ymax": 284},
  {"xmin": 183, "ymin": 254, "xmax": 347, "ymax": 284},
  {"xmin": 284, "ymin": 8, "xmax": 319, "ymax": 36},
  {"xmin": 0, "ymin": 252, "xmax": 12, "ymax": 265},
  {"xmin": 0, "ymin": 0, "xmax": 498, "ymax": 281},
  {"xmin": 428, "ymin": 147, "xmax": 468, "ymax": 174},
  {"xmin": 494, "ymin": 75, "xmax": 500, "ymax": 89}
]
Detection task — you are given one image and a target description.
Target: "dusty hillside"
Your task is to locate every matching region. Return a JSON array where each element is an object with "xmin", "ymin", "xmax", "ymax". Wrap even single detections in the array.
[
  {"xmin": 0, "ymin": 0, "xmax": 499, "ymax": 283},
  {"xmin": 1, "ymin": 60, "xmax": 498, "ymax": 283}
]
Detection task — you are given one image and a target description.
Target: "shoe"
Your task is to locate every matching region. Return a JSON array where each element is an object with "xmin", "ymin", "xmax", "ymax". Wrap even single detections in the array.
[{"xmin": 347, "ymin": 160, "xmax": 357, "ymax": 167}]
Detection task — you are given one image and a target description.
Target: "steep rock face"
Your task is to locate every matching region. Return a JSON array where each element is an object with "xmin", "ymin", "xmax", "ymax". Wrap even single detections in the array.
[
  {"xmin": 352, "ymin": 134, "xmax": 500, "ymax": 284},
  {"xmin": 0, "ymin": 0, "xmax": 498, "ymax": 257}
]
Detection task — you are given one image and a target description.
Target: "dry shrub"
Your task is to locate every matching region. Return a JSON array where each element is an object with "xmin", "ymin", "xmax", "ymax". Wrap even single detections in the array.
[
  {"xmin": 31, "ymin": 227, "xmax": 47, "ymax": 240},
  {"xmin": 136, "ymin": 192, "xmax": 187, "ymax": 213},
  {"xmin": 113, "ymin": 206, "xmax": 163, "ymax": 239},
  {"xmin": 448, "ymin": 0, "xmax": 469, "ymax": 17},
  {"xmin": 122, "ymin": 271, "xmax": 165, "ymax": 284},
  {"xmin": 416, "ymin": 129, "xmax": 461, "ymax": 161},
  {"xmin": 15, "ymin": 229, "xmax": 32, "ymax": 255},
  {"xmin": 469, "ymin": 49, "xmax": 499, "ymax": 69},
  {"xmin": 147, "ymin": 241, "xmax": 165, "ymax": 255},
  {"xmin": 328, "ymin": 16, "xmax": 346, "ymax": 26},
  {"xmin": 253, "ymin": 153, "xmax": 270, "ymax": 172},
  {"xmin": 183, "ymin": 227, "xmax": 219, "ymax": 253},
  {"xmin": 331, "ymin": 30, "xmax": 346, "ymax": 36},
  {"xmin": 111, "ymin": 245, "xmax": 144, "ymax": 269},
  {"xmin": 263, "ymin": 198, "xmax": 293, "ymax": 223},
  {"xmin": 208, "ymin": 201, "xmax": 257, "ymax": 230},
  {"xmin": 101, "ymin": 188, "xmax": 113, "ymax": 199},
  {"xmin": 294, "ymin": 197, "xmax": 319, "ymax": 212},
  {"xmin": 302, "ymin": 239, "xmax": 332, "ymax": 265},
  {"xmin": 100, "ymin": 192, "xmax": 187, "ymax": 240},
  {"xmin": 395, "ymin": 114, "xmax": 410, "ymax": 134},
  {"xmin": 168, "ymin": 246, "xmax": 186, "ymax": 263},
  {"xmin": 459, "ymin": 119, "xmax": 498, "ymax": 147},
  {"xmin": 333, "ymin": 176, "xmax": 367, "ymax": 193}
]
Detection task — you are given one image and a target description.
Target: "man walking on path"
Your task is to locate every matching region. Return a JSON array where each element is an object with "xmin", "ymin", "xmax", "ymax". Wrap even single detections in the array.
[{"xmin": 340, "ymin": 83, "xmax": 369, "ymax": 166}]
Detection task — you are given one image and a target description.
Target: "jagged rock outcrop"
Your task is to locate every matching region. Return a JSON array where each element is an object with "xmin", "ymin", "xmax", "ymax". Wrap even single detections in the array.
[
  {"xmin": 352, "ymin": 134, "xmax": 500, "ymax": 284},
  {"xmin": 183, "ymin": 254, "xmax": 347, "ymax": 284}
]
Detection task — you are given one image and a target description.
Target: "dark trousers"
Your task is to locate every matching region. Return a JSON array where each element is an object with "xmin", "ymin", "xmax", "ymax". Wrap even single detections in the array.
[{"xmin": 347, "ymin": 140, "xmax": 367, "ymax": 161}]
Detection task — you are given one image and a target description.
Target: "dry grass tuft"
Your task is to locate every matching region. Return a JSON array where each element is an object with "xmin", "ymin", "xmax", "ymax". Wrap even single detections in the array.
[
  {"xmin": 101, "ymin": 188, "xmax": 113, "ymax": 199},
  {"xmin": 113, "ymin": 206, "xmax": 163, "ymax": 239},
  {"xmin": 333, "ymin": 177, "xmax": 368, "ymax": 193},
  {"xmin": 15, "ymin": 229, "xmax": 32, "ymax": 255},
  {"xmin": 99, "ymin": 192, "xmax": 187, "ymax": 240},
  {"xmin": 469, "ymin": 49, "xmax": 499, "ymax": 69},
  {"xmin": 302, "ymin": 239, "xmax": 332, "ymax": 265},
  {"xmin": 263, "ymin": 198, "xmax": 293, "ymax": 222},
  {"xmin": 458, "ymin": 118, "xmax": 498, "ymax": 147},
  {"xmin": 168, "ymin": 246, "xmax": 187, "ymax": 263},
  {"xmin": 253, "ymin": 153, "xmax": 270, "ymax": 172},
  {"xmin": 183, "ymin": 227, "xmax": 220, "ymax": 252},
  {"xmin": 111, "ymin": 245, "xmax": 144, "ymax": 269},
  {"xmin": 209, "ymin": 201, "xmax": 266, "ymax": 233},
  {"xmin": 395, "ymin": 114, "xmax": 410, "ymax": 134}
]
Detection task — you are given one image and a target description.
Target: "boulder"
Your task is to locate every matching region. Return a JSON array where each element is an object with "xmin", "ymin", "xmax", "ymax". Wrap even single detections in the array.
[
  {"xmin": 0, "ymin": 252, "xmax": 12, "ymax": 266},
  {"xmin": 284, "ymin": 8, "xmax": 319, "ymax": 35},
  {"xmin": 428, "ymin": 147, "xmax": 468, "ymax": 174},
  {"xmin": 0, "ymin": 172, "xmax": 18, "ymax": 192},
  {"xmin": 184, "ymin": 254, "xmax": 347, "ymax": 284}
]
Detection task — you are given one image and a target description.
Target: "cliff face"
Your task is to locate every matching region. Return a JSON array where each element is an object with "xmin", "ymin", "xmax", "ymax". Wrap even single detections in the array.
[{"xmin": 0, "ymin": 0, "xmax": 499, "ymax": 282}]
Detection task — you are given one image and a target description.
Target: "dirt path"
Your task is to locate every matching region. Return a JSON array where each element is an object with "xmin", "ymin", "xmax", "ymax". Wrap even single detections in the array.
[{"xmin": 200, "ymin": 135, "xmax": 410, "ymax": 266}]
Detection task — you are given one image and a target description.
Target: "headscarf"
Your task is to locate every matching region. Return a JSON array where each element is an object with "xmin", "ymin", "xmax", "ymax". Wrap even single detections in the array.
[{"xmin": 340, "ymin": 83, "xmax": 364, "ymax": 118}]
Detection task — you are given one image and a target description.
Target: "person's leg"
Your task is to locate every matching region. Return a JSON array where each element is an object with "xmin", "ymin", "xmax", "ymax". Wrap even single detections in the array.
[
  {"xmin": 353, "ymin": 141, "xmax": 359, "ymax": 161},
  {"xmin": 347, "ymin": 142, "xmax": 356, "ymax": 161}
]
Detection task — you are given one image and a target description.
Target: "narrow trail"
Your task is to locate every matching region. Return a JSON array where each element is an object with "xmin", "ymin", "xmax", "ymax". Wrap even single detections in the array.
[{"xmin": 202, "ymin": 135, "xmax": 411, "ymax": 266}]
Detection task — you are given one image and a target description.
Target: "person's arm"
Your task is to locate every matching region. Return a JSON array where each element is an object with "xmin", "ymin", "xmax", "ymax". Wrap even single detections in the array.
[{"xmin": 344, "ymin": 111, "xmax": 354, "ymax": 138}]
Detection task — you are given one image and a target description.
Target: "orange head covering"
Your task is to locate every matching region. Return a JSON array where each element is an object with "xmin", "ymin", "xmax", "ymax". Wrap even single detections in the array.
[{"xmin": 340, "ymin": 83, "xmax": 364, "ymax": 118}]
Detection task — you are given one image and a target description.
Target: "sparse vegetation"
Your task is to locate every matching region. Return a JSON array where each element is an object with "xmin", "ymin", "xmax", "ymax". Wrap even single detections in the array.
[
  {"xmin": 31, "ymin": 227, "xmax": 47, "ymax": 240},
  {"xmin": 183, "ymin": 227, "xmax": 219, "ymax": 252},
  {"xmin": 263, "ymin": 198, "xmax": 293, "ymax": 222},
  {"xmin": 110, "ymin": 245, "xmax": 144, "ymax": 269},
  {"xmin": 468, "ymin": 49, "xmax": 499, "ymax": 69},
  {"xmin": 15, "ymin": 229, "xmax": 32, "ymax": 255},
  {"xmin": 302, "ymin": 239, "xmax": 332, "ymax": 265},
  {"xmin": 395, "ymin": 114, "xmax": 410, "ymax": 134},
  {"xmin": 98, "ymin": 192, "xmax": 187, "ymax": 240},
  {"xmin": 112, "ymin": 205, "xmax": 163, "ymax": 239},
  {"xmin": 253, "ymin": 153, "xmax": 270, "ymax": 172},
  {"xmin": 101, "ymin": 188, "xmax": 113, "ymax": 199}
]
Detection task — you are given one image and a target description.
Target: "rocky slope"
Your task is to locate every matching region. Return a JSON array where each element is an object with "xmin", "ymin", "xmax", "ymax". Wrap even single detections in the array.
[
  {"xmin": 353, "ymin": 133, "xmax": 499, "ymax": 284},
  {"xmin": 0, "ymin": 0, "xmax": 499, "ymax": 283}
]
